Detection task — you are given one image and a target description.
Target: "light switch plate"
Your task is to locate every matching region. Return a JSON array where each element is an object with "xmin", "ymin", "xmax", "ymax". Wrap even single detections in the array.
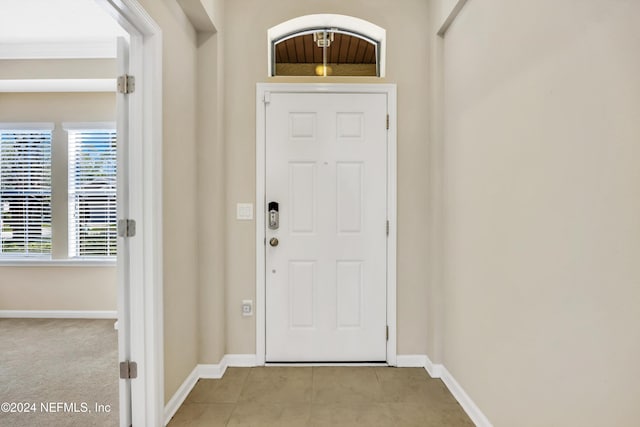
[{"xmin": 236, "ymin": 203, "xmax": 254, "ymax": 220}]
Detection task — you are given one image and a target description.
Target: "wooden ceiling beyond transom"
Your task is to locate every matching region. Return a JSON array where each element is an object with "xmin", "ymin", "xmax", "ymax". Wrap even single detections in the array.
[{"xmin": 275, "ymin": 33, "xmax": 376, "ymax": 64}]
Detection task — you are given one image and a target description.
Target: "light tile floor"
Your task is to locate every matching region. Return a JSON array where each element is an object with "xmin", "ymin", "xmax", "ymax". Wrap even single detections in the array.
[{"xmin": 168, "ymin": 367, "xmax": 474, "ymax": 426}]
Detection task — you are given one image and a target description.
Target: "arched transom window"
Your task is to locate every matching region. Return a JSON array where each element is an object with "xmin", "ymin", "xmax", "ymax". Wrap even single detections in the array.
[{"xmin": 268, "ymin": 14, "xmax": 386, "ymax": 77}]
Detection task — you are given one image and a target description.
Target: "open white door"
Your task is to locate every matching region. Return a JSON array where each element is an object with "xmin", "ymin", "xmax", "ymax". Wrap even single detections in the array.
[
  {"xmin": 94, "ymin": 2, "xmax": 164, "ymax": 424},
  {"xmin": 116, "ymin": 36, "xmax": 132, "ymax": 427}
]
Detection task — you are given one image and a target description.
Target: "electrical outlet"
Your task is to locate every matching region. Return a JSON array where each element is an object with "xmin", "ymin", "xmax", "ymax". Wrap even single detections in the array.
[{"xmin": 241, "ymin": 300, "xmax": 253, "ymax": 317}]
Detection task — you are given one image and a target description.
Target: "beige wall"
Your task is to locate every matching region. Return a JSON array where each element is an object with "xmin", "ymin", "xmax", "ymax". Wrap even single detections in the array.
[
  {"xmin": 430, "ymin": 0, "xmax": 460, "ymax": 30},
  {"xmin": 426, "ymin": 0, "xmax": 451, "ymax": 363},
  {"xmin": 204, "ymin": 0, "xmax": 224, "ymax": 31},
  {"xmin": 136, "ymin": 0, "xmax": 201, "ymax": 404},
  {"xmin": 442, "ymin": 0, "xmax": 640, "ymax": 425},
  {"xmin": 223, "ymin": 0, "xmax": 431, "ymax": 355},
  {"xmin": 196, "ymin": 18, "xmax": 226, "ymax": 363},
  {"xmin": 0, "ymin": 92, "xmax": 117, "ymax": 311},
  {"xmin": 0, "ymin": 59, "xmax": 116, "ymax": 80},
  {"xmin": 0, "ymin": 267, "xmax": 116, "ymax": 310}
]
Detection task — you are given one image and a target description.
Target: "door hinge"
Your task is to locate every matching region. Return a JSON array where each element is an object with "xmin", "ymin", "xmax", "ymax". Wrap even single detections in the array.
[
  {"xmin": 118, "ymin": 219, "xmax": 136, "ymax": 238},
  {"xmin": 386, "ymin": 325, "xmax": 389, "ymax": 341},
  {"xmin": 119, "ymin": 361, "xmax": 137, "ymax": 379},
  {"xmin": 386, "ymin": 220, "xmax": 390, "ymax": 236},
  {"xmin": 117, "ymin": 74, "xmax": 135, "ymax": 94},
  {"xmin": 386, "ymin": 114, "xmax": 390, "ymax": 130},
  {"xmin": 264, "ymin": 91, "xmax": 271, "ymax": 104}
]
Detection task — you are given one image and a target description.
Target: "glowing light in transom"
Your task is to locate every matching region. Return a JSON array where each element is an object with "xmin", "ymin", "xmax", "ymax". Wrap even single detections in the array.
[{"xmin": 315, "ymin": 65, "xmax": 333, "ymax": 76}]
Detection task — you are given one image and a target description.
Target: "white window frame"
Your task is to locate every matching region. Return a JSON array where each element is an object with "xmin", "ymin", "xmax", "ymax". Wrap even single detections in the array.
[
  {"xmin": 0, "ymin": 122, "xmax": 54, "ymax": 260},
  {"xmin": 64, "ymin": 121, "xmax": 117, "ymax": 261}
]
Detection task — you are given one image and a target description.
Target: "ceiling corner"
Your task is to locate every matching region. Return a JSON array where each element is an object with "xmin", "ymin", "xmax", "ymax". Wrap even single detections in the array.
[{"xmin": 177, "ymin": 0, "xmax": 217, "ymax": 33}]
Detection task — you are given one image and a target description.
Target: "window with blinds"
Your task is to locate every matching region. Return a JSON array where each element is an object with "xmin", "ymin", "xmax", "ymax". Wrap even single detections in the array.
[
  {"xmin": 67, "ymin": 127, "xmax": 117, "ymax": 258},
  {"xmin": 0, "ymin": 128, "xmax": 52, "ymax": 257}
]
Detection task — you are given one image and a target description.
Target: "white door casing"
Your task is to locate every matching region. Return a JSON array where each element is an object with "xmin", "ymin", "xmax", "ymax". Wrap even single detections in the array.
[
  {"xmin": 99, "ymin": 1, "xmax": 164, "ymax": 425},
  {"xmin": 116, "ymin": 36, "xmax": 132, "ymax": 427},
  {"xmin": 257, "ymin": 84, "xmax": 397, "ymax": 364}
]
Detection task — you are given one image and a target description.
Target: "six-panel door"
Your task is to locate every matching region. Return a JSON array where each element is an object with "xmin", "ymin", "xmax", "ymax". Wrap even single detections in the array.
[{"xmin": 265, "ymin": 92, "xmax": 388, "ymax": 362}]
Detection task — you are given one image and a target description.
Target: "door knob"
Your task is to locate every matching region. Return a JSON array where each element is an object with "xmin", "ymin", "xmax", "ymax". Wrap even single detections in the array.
[{"xmin": 269, "ymin": 237, "xmax": 279, "ymax": 247}]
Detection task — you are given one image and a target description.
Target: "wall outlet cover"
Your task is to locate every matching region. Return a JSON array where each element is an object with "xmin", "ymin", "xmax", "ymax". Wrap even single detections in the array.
[{"xmin": 241, "ymin": 300, "xmax": 253, "ymax": 316}]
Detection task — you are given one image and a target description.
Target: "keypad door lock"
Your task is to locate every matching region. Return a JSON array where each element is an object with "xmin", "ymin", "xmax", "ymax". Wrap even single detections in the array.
[{"xmin": 268, "ymin": 201, "xmax": 279, "ymax": 230}]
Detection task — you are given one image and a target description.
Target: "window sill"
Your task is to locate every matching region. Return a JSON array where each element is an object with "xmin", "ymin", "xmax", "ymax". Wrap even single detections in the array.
[{"xmin": 0, "ymin": 259, "xmax": 116, "ymax": 267}]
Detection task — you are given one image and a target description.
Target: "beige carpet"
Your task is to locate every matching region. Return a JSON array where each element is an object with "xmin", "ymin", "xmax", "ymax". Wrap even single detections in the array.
[{"xmin": 0, "ymin": 318, "xmax": 119, "ymax": 427}]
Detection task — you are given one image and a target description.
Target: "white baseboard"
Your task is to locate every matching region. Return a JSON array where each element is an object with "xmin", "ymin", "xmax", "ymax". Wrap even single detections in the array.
[
  {"xmin": 0, "ymin": 310, "xmax": 117, "ymax": 319},
  {"xmin": 439, "ymin": 365, "xmax": 493, "ymax": 427},
  {"xmin": 197, "ymin": 354, "xmax": 258, "ymax": 379},
  {"xmin": 163, "ymin": 365, "xmax": 199, "ymax": 426},
  {"xmin": 396, "ymin": 354, "xmax": 429, "ymax": 368},
  {"xmin": 397, "ymin": 354, "xmax": 491, "ymax": 427},
  {"xmin": 198, "ymin": 360, "xmax": 227, "ymax": 379},
  {"xmin": 225, "ymin": 354, "xmax": 258, "ymax": 367},
  {"xmin": 424, "ymin": 354, "xmax": 444, "ymax": 378},
  {"xmin": 164, "ymin": 354, "xmax": 258, "ymax": 425}
]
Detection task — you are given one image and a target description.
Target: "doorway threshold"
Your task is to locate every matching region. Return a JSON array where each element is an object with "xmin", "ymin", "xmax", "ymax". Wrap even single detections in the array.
[{"xmin": 265, "ymin": 361, "xmax": 389, "ymax": 367}]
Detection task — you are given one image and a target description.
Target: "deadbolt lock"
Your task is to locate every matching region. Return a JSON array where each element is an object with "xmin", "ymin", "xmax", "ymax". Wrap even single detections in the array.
[{"xmin": 269, "ymin": 237, "xmax": 279, "ymax": 247}]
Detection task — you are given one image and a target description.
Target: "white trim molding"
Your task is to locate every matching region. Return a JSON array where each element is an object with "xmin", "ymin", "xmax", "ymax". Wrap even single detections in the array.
[
  {"xmin": 255, "ymin": 83, "xmax": 398, "ymax": 366},
  {"xmin": 0, "ymin": 259, "xmax": 116, "ymax": 267},
  {"xmin": 0, "ymin": 122, "xmax": 54, "ymax": 131},
  {"xmin": 164, "ymin": 355, "xmax": 258, "ymax": 426},
  {"xmin": 97, "ymin": 1, "xmax": 164, "ymax": 426},
  {"xmin": 225, "ymin": 354, "xmax": 259, "ymax": 367},
  {"xmin": 163, "ymin": 365, "xmax": 199, "ymax": 426},
  {"xmin": 0, "ymin": 79, "xmax": 116, "ymax": 93},
  {"xmin": 396, "ymin": 354, "xmax": 430, "ymax": 368},
  {"xmin": 0, "ymin": 310, "xmax": 117, "ymax": 319},
  {"xmin": 198, "ymin": 362, "xmax": 227, "ymax": 380},
  {"xmin": 62, "ymin": 121, "xmax": 117, "ymax": 131},
  {"xmin": 439, "ymin": 365, "xmax": 493, "ymax": 427},
  {"xmin": 423, "ymin": 354, "xmax": 444, "ymax": 378},
  {"xmin": 403, "ymin": 354, "xmax": 493, "ymax": 427},
  {"xmin": 198, "ymin": 354, "xmax": 258, "ymax": 379}
]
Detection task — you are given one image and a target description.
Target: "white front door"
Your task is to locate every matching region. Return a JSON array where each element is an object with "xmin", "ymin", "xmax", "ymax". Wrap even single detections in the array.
[{"xmin": 265, "ymin": 92, "xmax": 388, "ymax": 362}]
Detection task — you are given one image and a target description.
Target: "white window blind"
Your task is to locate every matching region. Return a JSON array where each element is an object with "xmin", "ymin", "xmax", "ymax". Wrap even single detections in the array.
[
  {"xmin": 0, "ymin": 128, "xmax": 52, "ymax": 257},
  {"xmin": 67, "ymin": 128, "xmax": 117, "ymax": 258}
]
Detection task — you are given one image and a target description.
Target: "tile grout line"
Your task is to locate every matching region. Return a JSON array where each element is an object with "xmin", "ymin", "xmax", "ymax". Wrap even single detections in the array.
[
  {"xmin": 309, "ymin": 366, "xmax": 315, "ymax": 425},
  {"xmin": 236, "ymin": 366, "xmax": 254, "ymax": 403},
  {"xmin": 374, "ymin": 365, "xmax": 382, "ymax": 386},
  {"xmin": 224, "ymin": 367, "xmax": 254, "ymax": 426},
  {"xmin": 311, "ymin": 366, "xmax": 315, "ymax": 404}
]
